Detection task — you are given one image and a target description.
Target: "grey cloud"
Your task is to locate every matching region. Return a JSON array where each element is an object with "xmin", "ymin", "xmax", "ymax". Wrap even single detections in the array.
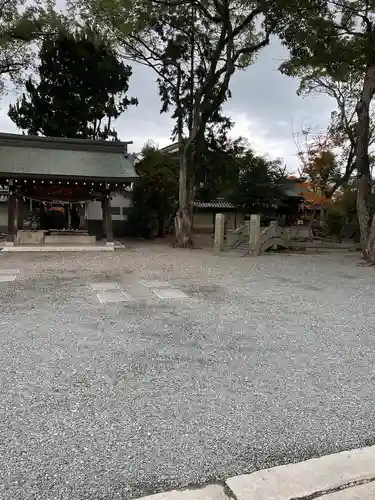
[{"xmin": 225, "ymin": 38, "xmax": 334, "ymax": 139}]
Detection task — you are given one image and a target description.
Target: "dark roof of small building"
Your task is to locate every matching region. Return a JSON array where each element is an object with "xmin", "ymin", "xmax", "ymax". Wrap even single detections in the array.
[
  {"xmin": 193, "ymin": 200, "xmax": 235, "ymax": 209},
  {"xmin": 0, "ymin": 133, "xmax": 137, "ymax": 182}
]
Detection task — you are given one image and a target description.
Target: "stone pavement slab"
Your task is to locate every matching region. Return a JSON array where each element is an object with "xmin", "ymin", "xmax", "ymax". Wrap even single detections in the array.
[
  {"xmin": 324, "ymin": 482, "xmax": 375, "ymax": 499},
  {"xmin": 226, "ymin": 446, "xmax": 375, "ymax": 500},
  {"xmin": 137, "ymin": 484, "xmax": 228, "ymax": 500},
  {"xmin": 0, "ymin": 275, "xmax": 16, "ymax": 281},
  {"xmin": 141, "ymin": 280, "xmax": 173, "ymax": 288},
  {"xmin": 90, "ymin": 282, "xmax": 122, "ymax": 290},
  {"xmin": 96, "ymin": 291, "xmax": 131, "ymax": 303},
  {"xmin": 0, "ymin": 268, "xmax": 19, "ymax": 274},
  {"xmin": 153, "ymin": 289, "xmax": 188, "ymax": 299}
]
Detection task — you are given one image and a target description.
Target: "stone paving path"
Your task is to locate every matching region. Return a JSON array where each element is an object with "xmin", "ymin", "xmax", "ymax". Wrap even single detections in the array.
[
  {"xmin": 90, "ymin": 279, "xmax": 189, "ymax": 303},
  {"xmin": 0, "ymin": 268, "xmax": 19, "ymax": 281},
  {"xmin": 0, "ymin": 270, "xmax": 190, "ymax": 303}
]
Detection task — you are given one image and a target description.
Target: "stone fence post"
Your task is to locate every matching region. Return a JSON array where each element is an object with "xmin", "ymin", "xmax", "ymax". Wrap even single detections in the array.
[
  {"xmin": 249, "ymin": 214, "xmax": 261, "ymax": 255},
  {"xmin": 214, "ymin": 213, "xmax": 225, "ymax": 254}
]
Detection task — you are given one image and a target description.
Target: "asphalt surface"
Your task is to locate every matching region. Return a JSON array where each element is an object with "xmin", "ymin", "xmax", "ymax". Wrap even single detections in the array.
[{"xmin": 0, "ymin": 245, "xmax": 374, "ymax": 499}]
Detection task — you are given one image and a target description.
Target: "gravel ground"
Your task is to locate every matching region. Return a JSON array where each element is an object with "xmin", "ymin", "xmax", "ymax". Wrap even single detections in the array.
[{"xmin": 0, "ymin": 245, "xmax": 374, "ymax": 499}]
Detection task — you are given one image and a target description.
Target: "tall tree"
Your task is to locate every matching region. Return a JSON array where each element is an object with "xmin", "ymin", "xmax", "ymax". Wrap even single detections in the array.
[
  {"xmin": 78, "ymin": 0, "xmax": 271, "ymax": 246},
  {"xmin": 0, "ymin": 0, "xmax": 58, "ymax": 96},
  {"xmin": 130, "ymin": 142, "xmax": 179, "ymax": 237},
  {"xmin": 8, "ymin": 29, "xmax": 138, "ymax": 139},
  {"xmin": 272, "ymin": 0, "xmax": 375, "ymax": 261}
]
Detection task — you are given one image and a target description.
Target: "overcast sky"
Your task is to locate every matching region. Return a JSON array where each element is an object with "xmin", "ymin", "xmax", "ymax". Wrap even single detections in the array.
[{"xmin": 0, "ymin": 37, "xmax": 335, "ymax": 173}]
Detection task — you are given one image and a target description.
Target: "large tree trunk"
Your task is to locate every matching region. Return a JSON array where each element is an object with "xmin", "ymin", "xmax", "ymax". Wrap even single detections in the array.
[
  {"xmin": 355, "ymin": 65, "xmax": 375, "ymax": 260},
  {"xmin": 357, "ymin": 168, "xmax": 371, "ymax": 253},
  {"xmin": 175, "ymin": 141, "xmax": 194, "ymax": 247},
  {"xmin": 174, "ymin": 87, "xmax": 201, "ymax": 248},
  {"xmin": 366, "ymin": 210, "xmax": 375, "ymax": 262},
  {"xmin": 173, "ymin": 59, "xmax": 196, "ymax": 248}
]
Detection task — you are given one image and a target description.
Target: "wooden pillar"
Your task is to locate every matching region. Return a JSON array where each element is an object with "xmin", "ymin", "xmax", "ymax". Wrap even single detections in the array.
[
  {"xmin": 100, "ymin": 198, "xmax": 106, "ymax": 238},
  {"xmin": 64, "ymin": 205, "xmax": 69, "ymax": 229},
  {"xmin": 67, "ymin": 207, "xmax": 72, "ymax": 229},
  {"xmin": 16, "ymin": 198, "xmax": 25, "ymax": 230},
  {"xmin": 101, "ymin": 195, "xmax": 113, "ymax": 244},
  {"xmin": 39, "ymin": 203, "xmax": 46, "ymax": 230},
  {"xmin": 7, "ymin": 191, "xmax": 16, "ymax": 243}
]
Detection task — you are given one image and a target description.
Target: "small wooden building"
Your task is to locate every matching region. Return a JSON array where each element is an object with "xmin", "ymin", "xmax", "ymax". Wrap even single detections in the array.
[
  {"xmin": 193, "ymin": 200, "xmax": 245, "ymax": 233},
  {"xmin": 0, "ymin": 133, "xmax": 137, "ymax": 245}
]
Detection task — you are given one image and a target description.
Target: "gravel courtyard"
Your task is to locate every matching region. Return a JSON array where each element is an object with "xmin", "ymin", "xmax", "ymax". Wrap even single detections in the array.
[{"xmin": 1, "ymin": 245, "xmax": 374, "ymax": 500}]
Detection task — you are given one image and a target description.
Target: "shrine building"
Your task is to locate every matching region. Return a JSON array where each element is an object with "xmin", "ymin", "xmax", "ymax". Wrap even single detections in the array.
[{"xmin": 0, "ymin": 133, "xmax": 137, "ymax": 248}]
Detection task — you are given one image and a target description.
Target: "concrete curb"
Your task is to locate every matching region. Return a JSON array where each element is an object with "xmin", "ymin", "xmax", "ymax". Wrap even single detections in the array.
[
  {"xmin": 136, "ymin": 445, "xmax": 375, "ymax": 499},
  {"xmin": 1, "ymin": 245, "xmax": 114, "ymax": 252}
]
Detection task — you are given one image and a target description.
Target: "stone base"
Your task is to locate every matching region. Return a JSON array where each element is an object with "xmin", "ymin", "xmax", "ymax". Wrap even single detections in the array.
[
  {"xmin": 45, "ymin": 233, "xmax": 96, "ymax": 245},
  {"xmin": 15, "ymin": 230, "xmax": 45, "ymax": 246}
]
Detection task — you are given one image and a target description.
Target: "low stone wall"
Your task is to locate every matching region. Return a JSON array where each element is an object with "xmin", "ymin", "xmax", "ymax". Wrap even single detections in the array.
[
  {"xmin": 45, "ymin": 233, "xmax": 96, "ymax": 245},
  {"xmin": 15, "ymin": 230, "xmax": 45, "ymax": 245}
]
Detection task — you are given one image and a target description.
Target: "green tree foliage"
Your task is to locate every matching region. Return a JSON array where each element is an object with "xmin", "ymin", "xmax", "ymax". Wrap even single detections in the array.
[
  {"xmin": 128, "ymin": 142, "xmax": 179, "ymax": 238},
  {"xmin": 329, "ymin": 183, "xmax": 358, "ymax": 222},
  {"xmin": 228, "ymin": 149, "xmax": 288, "ymax": 213},
  {"xmin": 8, "ymin": 29, "xmax": 138, "ymax": 139},
  {"xmin": 189, "ymin": 127, "xmax": 290, "ymax": 215},
  {"xmin": 0, "ymin": 0, "xmax": 58, "ymax": 95},
  {"xmin": 196, "ymin": 135, "xmax": 248, "ymax": 201},
  {"xmin": 325, "ymin": 181, "xmax": 359, "ymax": 240}
]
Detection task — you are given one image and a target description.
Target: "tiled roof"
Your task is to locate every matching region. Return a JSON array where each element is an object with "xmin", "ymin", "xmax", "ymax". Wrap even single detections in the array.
[
  {"xmin": 193, "ymin": 201, "xmax": 235, "ymax": 209},
  {"xmin": 0, "ymin": 133, "xmax": 137, "ymax": 181},
  {"xmin": 283, "ymin": 178, "xmax": 330, "ymax": 206},
  {"xmin": 159, "ymin": 142, "xmax": 180, "ymax": 154}
]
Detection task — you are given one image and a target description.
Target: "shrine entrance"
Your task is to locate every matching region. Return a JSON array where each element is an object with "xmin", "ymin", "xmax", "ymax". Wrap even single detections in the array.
[{"xmin": 42, "ymin": 204, "xmax": 74, "ymax": 231}]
